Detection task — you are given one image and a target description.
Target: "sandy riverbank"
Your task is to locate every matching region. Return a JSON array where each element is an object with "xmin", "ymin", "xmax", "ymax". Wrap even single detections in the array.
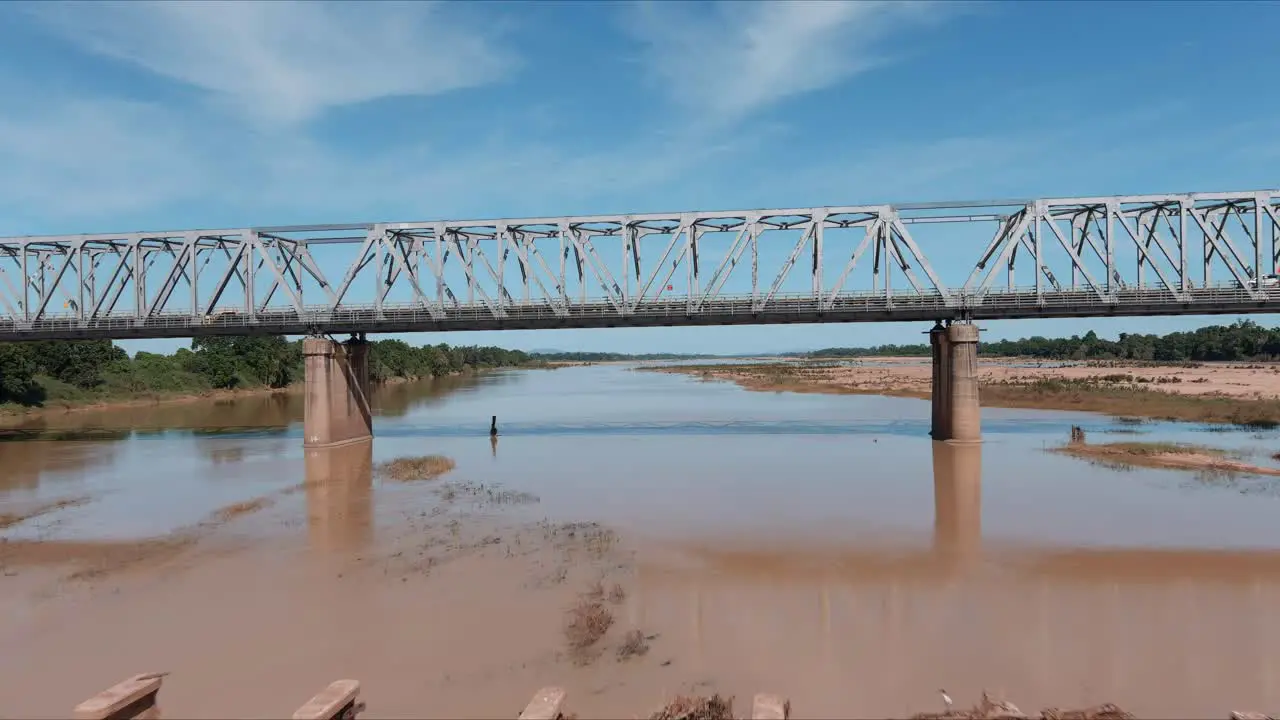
[
  {"xmin": 0, "ymin": 384, "xmax": 300, "ymax": 427},
  {"xmin": 1054, "ymin": 440, "xmax": 1280, "ymax": 476},
  {"xmin": 0, "ymin": 368, "xmax": 529, "ymax": 429},
  {"xmin": 646, "ymin": 358, "xmax": 1280, "ymax": 426}
]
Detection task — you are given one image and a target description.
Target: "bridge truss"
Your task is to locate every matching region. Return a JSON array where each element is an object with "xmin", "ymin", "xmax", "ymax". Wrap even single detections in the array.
[{"xmin": 1, "ymin": 189, "xmax": 1278, "ymax": 341}]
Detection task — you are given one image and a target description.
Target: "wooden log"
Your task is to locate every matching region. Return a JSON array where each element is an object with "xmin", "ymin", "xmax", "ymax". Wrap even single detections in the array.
[
  {"xmin": 752, "ymin": 693, "xmax": 790, "ymax": 720},
  {"xmin": 292, "ymin": 679, "xmax": 362, "ymax": 720},
  {"xmin": 518, "ymin": 686, "xmax": 566, "ymax": 720},
  {"xmin": 73, "ymin": 672, "xmax": 165, "ymax": 720}
]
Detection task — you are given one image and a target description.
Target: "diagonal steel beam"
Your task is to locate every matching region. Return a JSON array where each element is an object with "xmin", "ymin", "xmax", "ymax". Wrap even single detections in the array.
[{"xmin": 380, "ymin": 227, "xmax": 445, "ymax": 321}]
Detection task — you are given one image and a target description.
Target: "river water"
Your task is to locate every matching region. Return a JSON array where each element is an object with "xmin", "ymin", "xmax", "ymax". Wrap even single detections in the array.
[{"xmin": 3, "ymin": 364, "xmax": 1280, "ymax": 718}]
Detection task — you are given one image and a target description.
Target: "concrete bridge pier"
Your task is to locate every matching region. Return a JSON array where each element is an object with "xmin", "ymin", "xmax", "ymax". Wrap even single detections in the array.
[
  {"xmin": 928, "ymin": 322, "xmax": 950, "ymax": 439},
  {"xmin": 303, "ymin": 335, "xmax": 372, "ymax": 448},
  {"xmin": 929, "ymin": 321, "xmax": 981, "ymax": 443}
]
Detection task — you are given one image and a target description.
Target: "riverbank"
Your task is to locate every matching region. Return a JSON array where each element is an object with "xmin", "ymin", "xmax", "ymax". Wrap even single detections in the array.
[
  {"xmin": 0, "ymin": 367, "xmax": 539, "ymax": 428},
  {"xmin": 645, "ymin": 359, "xmax": 1280, "ymax": 426},
  {"xmin": 0, "ymin": 383, "xmax": 300, "ymax": 423}
]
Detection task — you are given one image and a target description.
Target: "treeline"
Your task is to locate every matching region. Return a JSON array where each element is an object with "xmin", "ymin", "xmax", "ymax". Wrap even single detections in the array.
[
  {"xmin": 529, "ymin": 351, "xmax": 711, "ymax": 362},
  {"xmin": 368, "ymin": 339, "xmax": 535, "ymax": 381},
  {"xmin": 0, "ymin": 336, "xmax": 536, "ymax": 408},
  {"xmin": 807, "ymin": 320, "xmax": 1280, "ymax": 363},
  {"xmin": 808, "ymin": 344, "xmax": 931, "ymax": 358}
]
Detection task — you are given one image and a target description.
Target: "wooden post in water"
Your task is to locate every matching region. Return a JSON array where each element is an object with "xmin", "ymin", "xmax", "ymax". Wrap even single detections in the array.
[
  {"xmin": 490, "ymin": 415, "xmax": 498, "ymax": 437},
  {"xmin": 518, "ymin": 687, "xmax": 566, "ymax": 720},
  {"xmin": 752, "ymin": 694, "xmax": 791, "ymax": 720},
  {"xmin": 74, "ymin": 672, "xmax": 166, "ymax": 720},
  {"xmin": 292, "ymin": 679, "xmax": 363, "ymax": 720}
]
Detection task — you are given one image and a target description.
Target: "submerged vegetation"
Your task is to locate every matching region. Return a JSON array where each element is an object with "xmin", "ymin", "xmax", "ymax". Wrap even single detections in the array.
[
  {"xmin": 1053, "ymin": 439, "xmax": 1280, "ymax": 477},
  {"xmin": 0, "ymin": 337, "xmax": 536, "ymax": 413},
  {"xmin": 376, "ymin": 455, "xmax": 457, "ymax": 482}
]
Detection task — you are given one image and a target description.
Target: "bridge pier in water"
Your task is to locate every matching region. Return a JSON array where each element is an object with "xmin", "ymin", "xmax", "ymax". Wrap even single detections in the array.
[
  {"xmin": 929, "ymin": 321, "xmax": 981, "ymax": 443},
  {"xmin": 303, "ymin": 335, "xmax": 372, "ymax": 448}
]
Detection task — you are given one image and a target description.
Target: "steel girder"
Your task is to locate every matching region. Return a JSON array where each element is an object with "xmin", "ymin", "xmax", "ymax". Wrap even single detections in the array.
[{"xmin": 0, "ymin": 190, "xmax": 1277, "ymax": 341}]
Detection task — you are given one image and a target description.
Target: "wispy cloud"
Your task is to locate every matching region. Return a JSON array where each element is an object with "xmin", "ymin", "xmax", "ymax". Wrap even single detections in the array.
[
  {"xmin": 0, "ymin": 87, "xmax": 779, "ymax": 231},
  {"xmin": 626, "ymin": 0, "xmax": 943, "ymax": 126},
  {"xmin": 23, "ymin": 0, "xmax": 516, "ymax": 126},
  {"xmin": 0, "ymin": 97, "xmax": 211, "ymax": 222}
]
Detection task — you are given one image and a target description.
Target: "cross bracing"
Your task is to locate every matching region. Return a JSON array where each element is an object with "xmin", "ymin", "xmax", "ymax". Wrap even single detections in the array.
[{"xmin": 1, "ymin": 189, "xmax": 1278, "ymax": 341}]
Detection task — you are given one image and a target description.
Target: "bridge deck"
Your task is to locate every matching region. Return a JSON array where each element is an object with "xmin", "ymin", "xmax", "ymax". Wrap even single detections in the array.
[{"xmin": 3, "ymin": 286, "xmax": 1278, "ymax": 341}]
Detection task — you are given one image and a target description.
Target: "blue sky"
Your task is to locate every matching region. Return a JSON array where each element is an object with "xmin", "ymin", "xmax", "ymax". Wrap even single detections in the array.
[{"xmin": 1, "ymin": 1, "xmax": 1278, "ymax": 355}]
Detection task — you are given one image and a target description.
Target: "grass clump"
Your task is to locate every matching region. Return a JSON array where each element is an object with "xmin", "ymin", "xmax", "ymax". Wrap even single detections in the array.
[
  {"xmin": 912, "ymin": 691, "xmax": 1133, "ymax": 719},
  {"xmin": 607, "ymin": 582, "xmax": 626, "ymax": 603},
  {"xmin": 1086, "ymin": 441, "xmax": 1230, "ymax": 457},
  {"xmin": 376, "ymin": 455, "xmax": 456, "ymax": 481},
  {"xmin": 649, "ymin": 694, "xmax": 734, "ymax": 720},
  {"xmin": 564, "ymin": 597, "xmax": 614, "ymax": 664},
  {"xmin": 211, "ymin": 497, "xmax": 272, "ymax": 523},
  {"xmin": 617, "ymin": 629, "xmax": 649, "ymax": 660}
]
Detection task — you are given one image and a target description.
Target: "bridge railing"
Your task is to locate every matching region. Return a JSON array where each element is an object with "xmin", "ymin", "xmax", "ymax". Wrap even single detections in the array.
[
  {"xmin": 0, "ymin": 289, "xmax": 952, "ymax": 327},
  {"xmin": 1, "ymin": 281, "xmax": 1268, "ymax": 324},
  {"xmin": 0, "ymin": 283, "xmax": 1275, "ymax": 340}
]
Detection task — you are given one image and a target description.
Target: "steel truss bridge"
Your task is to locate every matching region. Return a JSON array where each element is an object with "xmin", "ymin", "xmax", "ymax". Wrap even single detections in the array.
[{"xmin": 2, "ymin": 189, "xmax": 1280, "ymax": 341}]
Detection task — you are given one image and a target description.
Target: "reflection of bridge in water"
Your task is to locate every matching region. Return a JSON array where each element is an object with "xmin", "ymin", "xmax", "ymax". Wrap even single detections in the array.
[
  {"xmin": 611, "ymin": 442, "xmax": 1280, "ymax": 717},
  {"xmin": 304, "ymin": 441, "xmax": 373, "ymax": 554}
]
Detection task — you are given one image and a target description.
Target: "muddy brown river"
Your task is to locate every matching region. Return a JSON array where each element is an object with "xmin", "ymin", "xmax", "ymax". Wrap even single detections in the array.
[{"xmin": 2, "ymin": 364, "xmax": 1280, "ymax": 718}]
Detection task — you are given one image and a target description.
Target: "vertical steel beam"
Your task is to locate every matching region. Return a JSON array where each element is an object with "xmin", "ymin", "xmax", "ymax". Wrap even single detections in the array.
[
  {"xmin": 1257, "ymin": 194, "xmax": 1266, "ymax": 280},
  {"xmin": 751, "ymin": 221, "xmax": 758, "ymax": 305},
  {"xmin": 812, "ymin": 213, "xmax": 824, "ymax": 300},
  {"xmin": 1104, "ymin": 204, "xmax": 1115, "ymax": 294},
  {"xmin": 20, "ymin": 243, "xmax": 28, "ymax": 321}
]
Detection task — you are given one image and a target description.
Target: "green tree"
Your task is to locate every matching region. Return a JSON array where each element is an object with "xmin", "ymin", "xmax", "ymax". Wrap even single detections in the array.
[{"xmin": 0, "ymin": 343, "xmax": 41, "ymax": 404}]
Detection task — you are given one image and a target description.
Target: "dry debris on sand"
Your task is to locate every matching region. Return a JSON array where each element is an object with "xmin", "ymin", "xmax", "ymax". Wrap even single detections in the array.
[
  {"xmin": 649, "ymin": 694, "xmax": 734, "ymax": 720},
  {"xmin": 563, "ymin": 579, "xmax": 651, "ymax": 665},
  {"xmin": 376, "ymin": 455, "xmax": 456, "ymax": 481},
  {"xmin": 563, "ymin": 596, "xmax": 614, "ymax": 664},
  {"xmin": 210, "ymin": 497, "xmax": 272, "ymax": 523},
  {"xmin": 0, "ymin": 496, "xmax": 91, "ymax": 530},
  {"xmin": 616, "ymin": 629, "xmax": 649, "ymax": 660},
  {"xmin": 912, "ymin": 692, "xmax": 1134, "ymax": 720}
]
